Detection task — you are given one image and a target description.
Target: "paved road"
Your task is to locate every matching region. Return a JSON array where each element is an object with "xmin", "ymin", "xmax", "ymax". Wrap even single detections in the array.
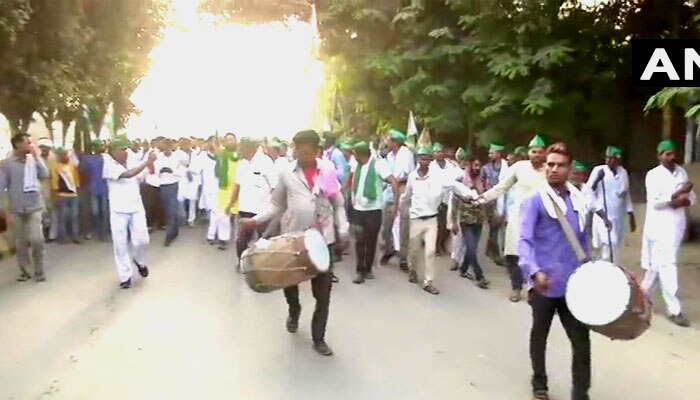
[{"xmin": 1, "ymin": 227, "xmax": 699, "ymax": 400}]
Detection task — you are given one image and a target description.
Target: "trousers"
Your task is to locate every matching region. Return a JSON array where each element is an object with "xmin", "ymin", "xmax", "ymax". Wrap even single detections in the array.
[
  {"xmin": 353, "ymin": 209, "xmax": 382, "ymax": 273},
  {"xmin": 159, "ymin": 183, "xmax": 180, "ymax": 243},
  {"xmin": 141, "ymin": 184, "xmax": 164, "ymax": 230},
  {"xmin": 408, "ymin": 216, "xmax": 438, "ymax": 287},
  {"xmin": 460, "ymin": 223, "xmax": 485, "ymax": 281},
  {"xmin": 55, "ymin": 197, "xmax": 80, "ymax": 242},
  {"xmin": 505, "ymin": 255, "xmax": 524, "ymax": 290},
  {"xmin": 284, "ymin": 245, "xmax": 333, "ymax": 342},
  {"xmin": 11, "ymin": 211, "xmax": 44, "ymax": 277},
  {"xmin": 91, "ymin": 193, "xmax": 110, "ymax": 240},
  {"xmin": 528, "ymin": 291, "xmax": 591, "ymax": 399},
  {"xmin": 110, "ymin": 210, "xmax": 149, "ymax": 283}
]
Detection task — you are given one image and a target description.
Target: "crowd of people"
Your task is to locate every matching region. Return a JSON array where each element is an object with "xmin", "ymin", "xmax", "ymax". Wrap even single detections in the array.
[{"xmin": 0, "ymin": 128, "xmax": 695, "ymax": 400}]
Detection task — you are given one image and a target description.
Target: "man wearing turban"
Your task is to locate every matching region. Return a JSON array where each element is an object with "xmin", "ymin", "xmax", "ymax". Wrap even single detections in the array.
[{"xmin": 640, "ymin": 140, "xmax": 695, "ymax": 327}]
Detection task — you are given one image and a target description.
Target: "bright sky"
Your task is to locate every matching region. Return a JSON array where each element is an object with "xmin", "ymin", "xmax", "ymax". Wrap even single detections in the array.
[{"xmin": 127, "ymin": 0, "xmax": 326, "ymax": 140}]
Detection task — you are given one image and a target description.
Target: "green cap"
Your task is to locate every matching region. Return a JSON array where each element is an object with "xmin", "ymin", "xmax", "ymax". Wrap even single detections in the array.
[
  {"xmin": 109, "ymin": 135, "xmax": 131, "ymax": 150},
  {"xmin": 353, "ymin": 141, "xmax": 371, "ymax": 155},
  {"xmin": 528, "ymin": 135, "xmax": 546, "ymax": 149},
  {"xmin": 389, "ymin": 129, "xmax": 406, "ymax": 144},
  {"xmin": 489, "ymin": 143, "xmax": 506, "ymax": 153},
  {"xmin": 514, "ymin": 146, "xmax": 528, "ymax": 157},
  {"xmin": 455, "ymin": 147, "xmax": 470, "ymax": 161},
  {"xmin": 339, "ymin": 139, "xmax": 354, "ymax": 151},
  {"xmin": 572, "ymin": 160, "xmax": 587, "ymax": 172},
  {"xmin": 90, "ymin": 139, "xmax": 104, "ymax": 148},
  {"xmin": 657, "ymin": 140, "xmax": 675, "ymax": 155},
  {"xmin": 416, "ymin": 146, "xmax": 434, "ymax": 157},
  {"xmin": 54, "ymin": 147, "xmax": 67, "ymax": 154},
  {"xmin": 432, "ymin": 142, "xmax": 444, "ymax": 152},
  {"xmin": 269, "ymin": 140, "xmax": 283, "ymax": 149},
  {"xmin": 605, "ymin": 146, "xmax": 622, "ymax": 158}
]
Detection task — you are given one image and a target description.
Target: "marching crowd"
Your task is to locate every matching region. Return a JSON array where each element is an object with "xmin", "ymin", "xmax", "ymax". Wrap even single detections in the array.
[{"xmin": 0, "ymin": 128, "xmax": 696, "ymax": 399}]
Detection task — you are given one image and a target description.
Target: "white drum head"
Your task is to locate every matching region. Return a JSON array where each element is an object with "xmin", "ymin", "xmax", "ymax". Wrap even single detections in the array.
[
  {"xmin": 566, "ymin": 261, "xmax": 630, "ymax": 326},
  {"xmin": 303, "ymin": 229, "xmax": 330, "ymax": 272}
]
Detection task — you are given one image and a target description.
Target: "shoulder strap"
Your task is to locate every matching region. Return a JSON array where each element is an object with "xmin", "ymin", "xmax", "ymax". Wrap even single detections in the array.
[{"xmin": 546, "ymin": 193, "xmax": 589, "ymax": 263}]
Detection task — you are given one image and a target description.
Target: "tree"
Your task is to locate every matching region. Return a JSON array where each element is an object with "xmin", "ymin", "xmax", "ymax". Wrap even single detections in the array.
[{"xmin": 0, "ymin": 0, "xmax": 87, "ymax": 134}]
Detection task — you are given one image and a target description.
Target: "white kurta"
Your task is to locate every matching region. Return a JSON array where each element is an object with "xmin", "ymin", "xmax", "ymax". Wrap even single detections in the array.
[
  {"xmin": 198, "ymin": 152, "xmax": 219, "ymax": 211},
  {"xmin": 176, "ymin": 150, "xmax": 200, "ymax": 201},
  {"xmin": 641, "ymin": 163, "xmax": 696, "ymax": 316},
  {"xmin": 586, "ymin": 164, "xmax": 633, "ymax": 262},
  {"xmin": 481, "ymin": 160, "xmax": 545, "ymax": 255}
]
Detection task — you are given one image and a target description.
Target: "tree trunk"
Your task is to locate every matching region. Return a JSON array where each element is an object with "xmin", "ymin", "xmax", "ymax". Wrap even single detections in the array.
[
  {"xmin": 662, "ymin": 106, "xmax": 672, "ymax": 139},
  {"xmin": 61, "ymin": 120, "xmax": 72, "ymax": 147}
]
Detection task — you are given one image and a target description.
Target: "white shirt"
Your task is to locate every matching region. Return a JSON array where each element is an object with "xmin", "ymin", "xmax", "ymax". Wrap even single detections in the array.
[
  {"xmin": 401, "ymin": 169, "xmax": 476, "ymax": 219},
  {"xmin": 153, "ymin": 152, "xmax": 183, "ymax": 185},
  {"xmin": 236, "ymin": 158, "xmax": 274, "ymax": 215},
  {"xmin": 352, "ymin": 156, "xmax": 391, "ymax": 211},
  {"xmin": 384, "ymin": 146, "xmax": 415, "ymax": 203},
  {"xmin": 103, "ymin": 156, "xmax": 145, "ymax": 214},
  {"xmin": 643, "ymin": 164, "xmax": 696, "ymax": 243}
]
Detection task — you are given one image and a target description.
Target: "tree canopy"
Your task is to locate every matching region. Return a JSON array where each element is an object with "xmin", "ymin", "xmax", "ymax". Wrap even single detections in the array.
[
  {"xmin": 319, "ymin": 0, "xmax": 700, "ymax": 153},
  {"xmin": 0, "ymin": 0, "xmax": 167, "ymax": 145}
]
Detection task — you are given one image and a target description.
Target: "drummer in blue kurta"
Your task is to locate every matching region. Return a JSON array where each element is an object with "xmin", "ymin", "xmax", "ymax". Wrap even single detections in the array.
[{"xmin": 517, "ymin": 143, "xmax": 592, "ymax": 400}]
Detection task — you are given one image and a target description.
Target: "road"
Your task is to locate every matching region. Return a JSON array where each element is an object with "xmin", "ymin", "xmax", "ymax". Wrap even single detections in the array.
[{"xmin": 1, "ymin": 227, "xmax": 699, "ymax": 400}]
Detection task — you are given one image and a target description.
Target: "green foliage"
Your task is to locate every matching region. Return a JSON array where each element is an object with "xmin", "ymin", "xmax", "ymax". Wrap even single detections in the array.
[{"xmin": 319, "ymin": 0, "xmax": 700, "ymax": 152}]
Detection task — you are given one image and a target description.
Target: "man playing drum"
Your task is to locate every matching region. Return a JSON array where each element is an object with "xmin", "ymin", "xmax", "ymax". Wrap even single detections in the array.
[
  {"xmin": 518, "ymin": 143, "xmax": 593, "ymax": 400},
  {"xmin": 641, "ymin": 140, "xmax": 696, "ymax": 328},
  {"xmin": 239, "ymin": 130, "xmax": 349, "ymax": 356}
]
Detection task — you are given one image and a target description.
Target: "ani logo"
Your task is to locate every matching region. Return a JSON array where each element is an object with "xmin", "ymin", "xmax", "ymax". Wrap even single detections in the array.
[{"xmin": 633, "ymin": 39, "xmax": 700, "ymax": 87}]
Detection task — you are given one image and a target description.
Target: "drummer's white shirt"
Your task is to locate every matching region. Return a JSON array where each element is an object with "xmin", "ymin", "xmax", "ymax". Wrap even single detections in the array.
[{"xmin": 236, "ymin": 158, "xmax": 274, "ymax": 215}]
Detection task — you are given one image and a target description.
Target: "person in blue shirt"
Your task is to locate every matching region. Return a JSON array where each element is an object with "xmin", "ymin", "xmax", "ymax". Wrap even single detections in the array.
[{"xmin": 80, "ymin": 139, "xmax": 110, "ymax": 241}]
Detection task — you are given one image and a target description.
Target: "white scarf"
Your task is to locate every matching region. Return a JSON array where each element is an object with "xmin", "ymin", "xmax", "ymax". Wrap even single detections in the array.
[
  {"xmin": 23, "ymin": 154, "xmax": 39, "ymax": 193},
  {"xmin": 539, "ymin": 182, "xmax": 588, "ymax": 232}
]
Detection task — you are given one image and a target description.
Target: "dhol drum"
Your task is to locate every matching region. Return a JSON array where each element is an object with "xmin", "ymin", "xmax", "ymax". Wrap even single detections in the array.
[
  {"xmin": 240, "ymin": 229, "xmax": 330, "ymax": 293},
  {"xmin": 566, "ymin": 260, "xmax": 651, "ymax": 340}
]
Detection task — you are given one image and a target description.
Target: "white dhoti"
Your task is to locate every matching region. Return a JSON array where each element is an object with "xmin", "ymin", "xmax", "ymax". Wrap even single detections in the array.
[
  {"xmin": 207, "ymin": 209, "xmax": 232, "ymax": 242},
  {"xmin": 110, "ymin": 210, "xmax": 149, "ymax": 283},
  {"xmin": 593, "ymin": 216, "xmax": 624, "ymax": 263},
  {"xmin": 641, "ymin": 235, "xmax": 683, "ymax": 316}
]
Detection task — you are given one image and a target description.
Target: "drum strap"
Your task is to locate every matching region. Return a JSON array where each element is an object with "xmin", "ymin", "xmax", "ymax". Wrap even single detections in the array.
[{"xmin": 547, "ymin": 193, "xmax": 589, "ymax": 263}]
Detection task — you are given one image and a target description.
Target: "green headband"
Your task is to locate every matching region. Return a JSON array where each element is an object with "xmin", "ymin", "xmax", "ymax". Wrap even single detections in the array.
[
  {"xmin": 416, "ymin": 146, "xmax": 433, "ymax": 157},
  {"xmin": 432, "ymin": 142, "xmax": 444, "ymax": 152},
  {"xmin": 389, "ymin": 129, "xmax": 406, "ymax": 144},
  {"xmin": 657, "ymin": 140, "xmax": 675, "ymax": 155},
  {"xmin": 572, "ymin": 160, "xmax": 587, "ymax": 172},
  {"xmin": 528, "ymin": 135, "xmax": 546, "ymax": 149},
  {"xmin": 109, "ymin": 136, "xmax": 131, "ymax": 150},
  {"xmin": 514, "ymin": 146, "xmax": 528, "ymax": 157},
  {"xmin": 339, "ymin": 140, "xmax": 354, "ymax": 151},
  {"xmin": 455, "ymin": 147, "xmax": 470, "ymax": 161},
  {"xmin": 489, "ymin": 143, "xmax": 505, "ymax": 153},
  {"xmin": 605, "ymin": 146, "xmax": 622, "ymax": 158},
  {"xmin": 353, "ymin": 141, "xmax": 371, "ymax": 155}
]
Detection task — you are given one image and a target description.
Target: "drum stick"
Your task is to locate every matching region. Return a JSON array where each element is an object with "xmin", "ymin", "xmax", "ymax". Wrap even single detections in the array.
[{"xmin": 600, "ymin": 179, "xmax": 614, "ymax": 264}]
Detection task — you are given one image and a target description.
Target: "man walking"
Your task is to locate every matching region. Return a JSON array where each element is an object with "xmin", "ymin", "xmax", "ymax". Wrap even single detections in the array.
[
  {"xmin": 479, "ymin": 135, "xmax": 547, "ymax": 302},
  {"xmin": 349, "ymin": 141, "xmax": 398, "ymax": 284},
  {"xmin": 380, "ymin": 130, "xmax": 414, "ymax": 271},
  {"xmin": 154, "ymin": 139, "xmax": 182, "ymax": 246},
  {"xmin": 481, "ymin": 143, "xmax": 508, "ymax": 265},
  {"xmin": 641, "ymin": 140, "xmax": 695, "ymax": 327},
  {"xmin": 103, "ymin": 136, "xmax": 155, "ymax": 289},
  {"xmin": 50, "ymin": 147, "xmax": 81, "ymax": 244},
  {"xmin": 400, "ymin": 146, "xmax": 476, "ymax": 295},
  {"xmin": 240, "ymin": 130, "xmax": 348, "ymax": 356},
  {"xmin": 518, "ymin": 143, "xmax": 592, "ymax": 400},
  {"xmin": 80, "ymin": 139, "xmax": 110, "ymax": 241},
  {"xmin": 587, "ymin": 146, "xmax": 636, "ymax": 262},
  {"xmin": 0, "ymin": 134, "xmax": 50, "ymax": 282}
]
